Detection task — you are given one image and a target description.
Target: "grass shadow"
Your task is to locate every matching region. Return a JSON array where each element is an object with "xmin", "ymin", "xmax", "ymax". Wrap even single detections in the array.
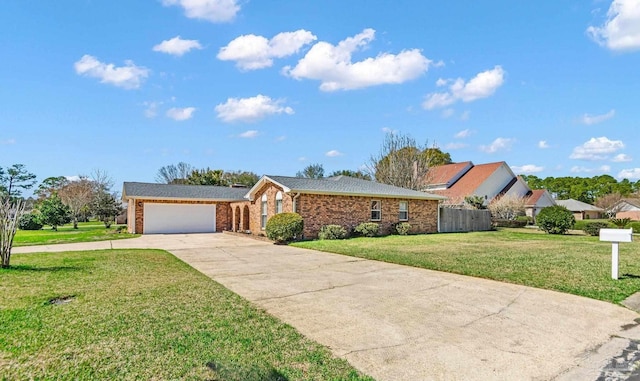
[
  {"xmin": 621, "ymin": 273, "xmax": 640, "ymax": 280},
  {"xmin": 206, "ymin": 360, "xmax": 288, "ymax": 381},
  {"xmin": 0, "ymin": 265, "xmax": 82, "ymax": 272}
]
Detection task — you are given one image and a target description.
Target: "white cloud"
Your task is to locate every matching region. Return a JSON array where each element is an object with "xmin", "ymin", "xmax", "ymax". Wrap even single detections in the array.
[
  {"xmin": 618, "ymin": 168, "xmax": 640, "ymax": 180},
  {"xmin": 444, "ymin": 142, "xmax": 468, "ymax": 150},
  {"xmin": 538, "ymin": 140, "xmax": 549, "ymax": 149},
  {"xmin": 65, "ymin": 175, "xmax": 81, "ymax": 182},
  {"xmin": 325, "ymin": 150, "xmax": 344, "ymax": 157},
  {"xmin": 284, "ymin": 28, "xmax": 432, "ymax": 91},
  {"xmin": 580, "ymin": 109, "xmax": 615, "ymax": 125},
  {"xmin": 239, "ymin": 130, "xmax": 259, "ymax": 138},
  {"xmin": 381, "ymin": 127, "xmax": 398, "ymax": 134},
  {"xmin": 441, "ymin": 108, "xmax": 455, "ymax": 118},
  {"xmin": 423, "ymin": 66, "xmax": 505, "ymax": 110},
  {"xmin": 612, "ymin": 153, "xmax": 632, "ymax": 162},
  {"xmin": 511, "ymin": 164, "xmax": 544, "ymax": 174},
  {"xmin": 74, "ymin": 55, "xmax": 149, "ymax": 89},
  {"xmin": 166, "ymin": 107, "xmax": 196, "ymax": 121},
  {"xmin": 569, "ymin": 136, "xmax": 624, "ymax": 160},
  {"xmin": 1, "ymin": 138, "xmax": 16, "ymax": 145},
  {"xmin": 587, "ymin": 0, "xmax": 640, "ymax": 51},
  {"xmin": 571, "ymin": 165, "xmax": 612, "ymax": 173},
  {"xmin": 454, "ymin": 129, "xmax": 472, "ymax": 139},
  {"xmin": 153, "ymin": 36, "xmax": 202, "ymax": 56},
  {"xmin": 218, "ymin": 30, "xmax": 317, "ymax": 70},
  {"xmin": 162, "ymin": 0, "xmax": 240, "ymax": 23},
  {"xmin": 143, "ymin": 101, "xmax": 161, "ymax": 118},
  {"xmin": 480, "ymin": 137, "xmax": 514, "ymax": 153},
  {"xmin": 215, "ymin": 94, "xmax": 294, "ymax": 123}
]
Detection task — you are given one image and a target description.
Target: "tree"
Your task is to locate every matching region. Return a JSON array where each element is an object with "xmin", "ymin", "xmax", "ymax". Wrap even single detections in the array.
[
  {"xmin": 222, "ymin": 170, "xmax": 260, "ymax": 187},
  {"xmin": 35, "ymin": 176, "xmax": 69, "ymax": 200},
  {"xmin": 488, "ymin": 195, "xmax": 525, "ymax": 220},
  {"xmin": 58, "ymin": 177, "xmax": 95, "ymax": 229},
  {"xmin": 536, "ymin": 205, "xmax": 575, "ymax": 235},
  {"xmin": 156, "ymin": 162, "xmax": 193, "ymax": 184},
  {"xmin": 595, "ymin": 192, "xmax": 624, "ymax": 218},
  {"xmin": 0, "ymin": 164, "xmax": 37, "ymax": 199},
  {"xmin": 0, "ymin": 197, "xmax": 25, "ymax": 268},
  {"xmin": 93, "ymin": 191, "xmax": 123, "ymax": 228},
  {"xmin": 368, "ymin": 132, "xmax": 446, "ymax": 190},
  {"xmin": 186, "ymin": 168, "xmax": 226, "ymax": 186},
  {"xmin": 38, "ymin": 193, "xmax": 71, "ymax": 231},
  {"xmin": 464, "ymin": 195, "xmax": 486, "ymax": 210},
  {"xmin": 296, "ymin": 164, "xmax": 324, "ymax": 179},
  {"xmin": 329, "ymin": 170, "xmax": 372, "ymax": 180}
]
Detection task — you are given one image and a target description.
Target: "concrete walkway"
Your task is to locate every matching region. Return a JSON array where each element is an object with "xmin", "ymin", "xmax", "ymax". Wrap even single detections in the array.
[{"xmin": 13, "ymin": 234, "xmax": 640, "ymax": 380}]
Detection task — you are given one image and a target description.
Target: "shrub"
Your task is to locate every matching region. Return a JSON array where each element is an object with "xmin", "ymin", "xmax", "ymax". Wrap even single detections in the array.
[
  {"xmin": 516, "ymin": 215, "xmax": 533, "ymax": 225},
  {"xmin": 354, "ymin": 222, "xmax": 380, "ymax": 237},
  {"xmin": 265, "ymin": 213, "xmax": 303, "ymax": 243},
  {"xmin": 610, "ymin": 218, "xmax": 632, "ymax": 228},
  {"xmin": 582, "ymin": 222, "xmax": 610, "ymax": 236},
  {"xmin": 536, "ymin": 205, "xmax": 575, "ymax": 235},
  {"xmin": 394, "ymin": 222, "xmax": 411, "ymax": 235},
  {"xmin": 573, "ymin": 219, "xmax": 615, "ymax": 231},
  {"xmin": 493, "ymin": 219, "xmax": 527, "ymax": 228},
  {"xmin": 629, "ymin": 222, "xmax": 640, "ymax": 234},
  {"xmin": 18, "ymin": 212, "xmax": 43, "ymax": 230},
  {"xmin": 318, "ymin": 224, "xmax": 348, "ymax": 240}
]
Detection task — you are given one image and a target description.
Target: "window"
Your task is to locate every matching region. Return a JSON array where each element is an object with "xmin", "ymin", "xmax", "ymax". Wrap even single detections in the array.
[
  {"xmin": 399, "ymin": 201, "xmax": 408, "ymax": 221},
  {"xmin": 275, "ymin": 191, "xmax": 283, "ymax": 214},
  {"xmin": 261, "ymin": 194, "xmax": 268, "ymax": 229},
  {"xmin": 371, "ymin": 200, "xmax": 381, "ymax": 221}
]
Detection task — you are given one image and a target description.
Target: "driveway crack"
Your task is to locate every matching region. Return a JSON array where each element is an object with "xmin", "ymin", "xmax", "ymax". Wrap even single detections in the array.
[
  {"xmin": 255, "ymin": 283, "xmax": 357, "ymax": 301},
  {"xmin": 462, "ymin": 289, "xmax": 527, "ymax": 328}
]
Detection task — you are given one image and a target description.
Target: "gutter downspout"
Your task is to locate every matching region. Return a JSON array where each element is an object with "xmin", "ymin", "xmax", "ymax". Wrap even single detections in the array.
[
  {"xmin": 292, "ymin": 193, "xmax": 301, "ymax": 213},
  {"xmin": 437, "ymin": 200, "xmax": 441, "ymax": 233}
]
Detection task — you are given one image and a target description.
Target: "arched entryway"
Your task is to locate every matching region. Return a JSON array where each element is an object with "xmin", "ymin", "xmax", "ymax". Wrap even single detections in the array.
[
  {"xmin": 234, "ymin": 206, "xmax": 241, "ymax": 232},
  {"xmin": 242, "ymin": 205, "xmax": 250, "ymax": 231}
]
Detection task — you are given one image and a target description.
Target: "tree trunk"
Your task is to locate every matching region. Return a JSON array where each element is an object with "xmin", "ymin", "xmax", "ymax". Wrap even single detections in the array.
[{"xmin": 73, "ymin": 216, "xmax": 78, "ymax": 229}]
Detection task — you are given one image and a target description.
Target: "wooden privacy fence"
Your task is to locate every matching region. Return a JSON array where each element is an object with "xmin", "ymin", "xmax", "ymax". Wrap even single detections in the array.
[{"xmin": 439, "ymin": 207, "xmax": 492, "ymax": 233}]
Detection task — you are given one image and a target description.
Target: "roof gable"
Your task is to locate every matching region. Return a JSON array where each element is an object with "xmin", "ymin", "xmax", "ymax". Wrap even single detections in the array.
[
  {"xmin": 246, "ymin": 175, "xmax": 446, "ymax": 201},
  {"xmin": 555, "ymin": 199, "xmax": 603, "ymax": 212},
  {"xmin": 432, "ymin": 162, "xmax": 508, "ymax": 203},
  {"xmin": 122, "ymin": 182, "xmax": 247, "ymax": 201},
  {"xmin": 424, "ymin": 161, "xmax": 473, "ymax": 189}
]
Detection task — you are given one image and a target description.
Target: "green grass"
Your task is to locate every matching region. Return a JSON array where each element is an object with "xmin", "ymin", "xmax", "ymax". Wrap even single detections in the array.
[
  {"xmin": 0, "ymin": 250, "xmax": 372, "ymax": 381},
  {"xmin": 13, "ymin": 221, "xmax": 138, "ymax": 247},
  {"xmin": 292, "ymin": 228, "xmax": 640, "ymax": 304}
]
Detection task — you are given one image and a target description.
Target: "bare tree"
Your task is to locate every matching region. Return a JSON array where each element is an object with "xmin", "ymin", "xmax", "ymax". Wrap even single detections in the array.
[
  {"xmin": 367, "ymin": 132, "xmax": 441, "ymax": 190},
  {"xmin": 595, "ymin": 192, "xmax": 624, "ymax": 218},
  {"xmin": 58, "ymin": 177, "xmax": 95, "ymax": 229},
  {"xmin": 488, "ymin": 195, "xmax": 526, "ymax": 220},
  {"xmin": 156, "ymin": 162, "xmax": 193, "ymax": 184},
  {"xmin": 1, "ymin": 197, "xmax": 25, "ymax": 268}
]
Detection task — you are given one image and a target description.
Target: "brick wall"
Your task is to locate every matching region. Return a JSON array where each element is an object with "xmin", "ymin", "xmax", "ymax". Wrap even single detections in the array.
[{"xmin": 132, "ymin": 199, "xmax": 232, "ymax": 234}]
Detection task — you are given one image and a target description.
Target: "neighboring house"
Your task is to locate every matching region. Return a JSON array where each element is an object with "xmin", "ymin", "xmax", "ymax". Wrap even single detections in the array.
[
  {"xmin": 123, "ymin": 175, "xmax": 446, "ymax": 237},
  {"xmin": 122, "ymin": 182, "xmax": 247, "ymax": 234},
  {"xmin": 555, "ymin": 199, "xmax": 603, "ymax": 220},
  {"xmin": 426, "ymin": 161, "xmax": 530, "ymax": 207},
  {"xmin": 524, "ymin": 189, "xmax": 556, "ymax": 221},
  {"xmin": 612, "ymin": 198, "xmax": 640, "ymax": 220}
]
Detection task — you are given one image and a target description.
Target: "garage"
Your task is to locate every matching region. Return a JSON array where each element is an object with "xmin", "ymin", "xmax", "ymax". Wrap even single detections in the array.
[{"xmin": 143, "ymin": 203, "xmax": 216, "ymax": 234}]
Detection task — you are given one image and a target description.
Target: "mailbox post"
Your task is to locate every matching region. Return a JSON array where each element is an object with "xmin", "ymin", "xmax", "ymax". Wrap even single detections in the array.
[{"xmin": 599, "ymin": 228, "xmax": 633, "ymax": 280}]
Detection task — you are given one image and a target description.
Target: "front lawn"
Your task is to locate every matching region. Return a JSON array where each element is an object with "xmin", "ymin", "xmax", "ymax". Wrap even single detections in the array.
[
  {"xmin": 292, "ymin": 228, "xmax": 640, "ymax": 304},
  {"xmin": 13, "ymin": 221, "xmax": 138, "ymax": 247},
  {"xmin": 0, "ymin": 250, "xmax": 371, "ymax": 380}
]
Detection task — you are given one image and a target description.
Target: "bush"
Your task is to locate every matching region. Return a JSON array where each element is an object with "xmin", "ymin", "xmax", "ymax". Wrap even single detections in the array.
[
  {"xmin": 354, "ymin": 222, "xmax": 380, "ymax": 237},
  {"xmin": 582, "ymin": 222, "xmax": 610, "ymax": 236},
  {"xmin": 493, "ymin": 219, "xmax": 527, "ymax": 228},
  {"xmin": 318, "ymin": 224, "xmax": 348, "ymax": 240},
  {"xmin": 394, "ymin": 222, "xmax": 411, "ymax": 235},
  {"xmin": 18, "ymin": 213, "xmax": 43, "ymax": 230},
  {"xmin": 516, "ymin": 216, "xmax": 533, "ymax": 225},
  {"xmin": 629, "ymin": 222, "xmax": 640, "ymax": 234},
  {"xmin": 537, "ymin": 205, "xmax": 575, "ymax": 235},
  {"xmin": 265, "ymin": 213, "xmax": 303, "ymax": 243},
  {"xmin": 573, "ymin": 219, "xmax": 615, "ymax": 231},
  {"xmin": 610, "ymin": 218, "xmax": 632, "ymax": 228}
]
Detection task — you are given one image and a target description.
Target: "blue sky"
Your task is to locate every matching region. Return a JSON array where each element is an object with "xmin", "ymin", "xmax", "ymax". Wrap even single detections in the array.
[{"xmin": 1, "ymin": 0, "xmax": 639, "ymax": 192}]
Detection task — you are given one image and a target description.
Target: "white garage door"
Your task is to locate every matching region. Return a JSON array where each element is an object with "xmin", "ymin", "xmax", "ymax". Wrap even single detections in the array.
[{"xmin": 143, "ymin": 203, "xmax": 216, "ymax": 234}]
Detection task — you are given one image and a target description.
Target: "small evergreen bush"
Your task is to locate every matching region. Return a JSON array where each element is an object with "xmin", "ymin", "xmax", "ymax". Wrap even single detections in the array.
[
  {"xmin": 628, "ymin": 222, "xmax": 640, "ymax": 234},
  {"xmin": 354, "ymin": 222, "xmax": 380, "ymax": 237},
  {"xmin": 318, "ymin": 224, "xmax": 348, "ymax": 240},
  {"xmin": 394, "ymin": 222, "xmax": 411, "ymax": 235},
  {"xmin": 265, "ymin": 213, "xmax": 303, "ymax": 243},
  {"xmin": 573, "ymin": 219, "xmax": 615, "ymax": 231},
  {"xmin": 537, "ymin": 205, "xmax": 575, "ymax": 235},
  {"xmin": 610, "ymin": 218, "xmax": 632, "ymax": 228},
  {"xmin": 493, "ymin": 219, "xmax": 527, "ymax": 228},
  {"xmin": 18, "ymin": 212, "xmax": 43, "ymax": 230},
  {"xmin": 582, "ymin": 222, "xmax": 610, "ymax": 236}
]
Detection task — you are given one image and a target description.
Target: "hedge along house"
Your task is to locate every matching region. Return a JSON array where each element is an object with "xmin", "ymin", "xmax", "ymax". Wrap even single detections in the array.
[
  {"xmin": 231, "ymin": 175, "xmax": 447, "ymax": 238},
  {"xmin": 122, "ymin": 182, "xmax": 247, "ymax": 234}
]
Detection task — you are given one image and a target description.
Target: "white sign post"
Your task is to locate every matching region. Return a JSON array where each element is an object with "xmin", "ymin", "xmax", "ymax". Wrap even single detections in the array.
[{"xmin": 599, "ymin": 228, "xmax": 633, "ymax": 280}]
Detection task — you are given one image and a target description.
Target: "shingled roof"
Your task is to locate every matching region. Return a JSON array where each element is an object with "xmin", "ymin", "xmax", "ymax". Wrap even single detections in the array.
[
  {"xmin": 122, "ymin": 182, "xmax": 247, "ymax": 201},
  {"xmin": 430, "ymin": 162, "xmax": 507, "ymax": 203},
  {"xmin": 246, "ymin": 175, "xmax": 447, "ymax": 201},
  {"xmin": 555, "ymin": 199, "xmax": 603, "ymax": 212}
]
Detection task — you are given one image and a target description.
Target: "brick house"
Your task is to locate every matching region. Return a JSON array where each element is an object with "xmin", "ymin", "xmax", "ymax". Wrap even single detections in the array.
[
  {"xmin": 123, "ymin": 175, "xmax": 446, "ymax": 237},
  {"xmin": 611, "ymin": 198, "xmax": 640, "ymax": 220},
  {"xmin": 555, "ymin": 198, "xmax": 604, "ymax": 220}
]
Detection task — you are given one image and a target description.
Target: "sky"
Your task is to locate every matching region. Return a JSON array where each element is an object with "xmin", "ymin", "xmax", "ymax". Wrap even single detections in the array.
[{"xmin": 1, "ymin": 0, "xmax": 640, "ymax": 193}]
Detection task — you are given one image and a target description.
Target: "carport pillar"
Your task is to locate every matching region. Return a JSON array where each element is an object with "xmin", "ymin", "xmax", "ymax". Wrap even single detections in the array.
[{"xmin": 612, "ymin": 242, "xmax": 619, "ymax": 280}]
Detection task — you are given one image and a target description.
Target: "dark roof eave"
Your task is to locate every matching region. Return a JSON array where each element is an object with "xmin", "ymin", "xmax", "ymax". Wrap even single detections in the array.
[{"xmin": 285, "ymin": 188, "xmax": 446, "ymax": 201}]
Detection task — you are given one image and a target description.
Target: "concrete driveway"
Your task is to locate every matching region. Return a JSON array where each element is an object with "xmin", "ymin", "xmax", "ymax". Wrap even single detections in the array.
[{"xmin": 13, "ymin": 233, "xmax": 640, "ymax": 380}]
